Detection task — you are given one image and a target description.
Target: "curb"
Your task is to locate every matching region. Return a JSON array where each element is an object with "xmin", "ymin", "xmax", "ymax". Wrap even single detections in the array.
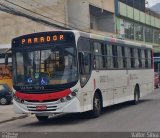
[{"xmin": 0, "ymin": 115, "xmax": 28, "ymax": 124}]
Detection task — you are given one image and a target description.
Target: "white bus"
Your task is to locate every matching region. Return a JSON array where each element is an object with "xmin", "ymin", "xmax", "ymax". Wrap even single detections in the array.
[{"xmin": 11, "ymin": 30, "xmax": 154, "ymax": 121}]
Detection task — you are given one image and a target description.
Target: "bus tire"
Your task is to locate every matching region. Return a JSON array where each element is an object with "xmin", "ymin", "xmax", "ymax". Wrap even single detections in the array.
[
  {"xmin": 36, "ymin": 115, "xmax": 49, "ymax": 122},
  {"xmin": 132, "ymin": 86, "xmax": 140, "ymax": 105},
  {"xmin": 90, "ymin": 92, "xmax": 102, "ymax": 118}
]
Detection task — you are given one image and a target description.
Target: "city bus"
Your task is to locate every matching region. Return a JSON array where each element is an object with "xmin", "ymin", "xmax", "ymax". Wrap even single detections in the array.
[{"xmin": 11, "ymin": 30, "xmax": 154, "ymax": 121}]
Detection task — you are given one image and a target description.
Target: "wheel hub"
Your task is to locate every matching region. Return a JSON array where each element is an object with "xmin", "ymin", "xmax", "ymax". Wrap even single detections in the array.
[{"xmin": 0, "ymin": 98, "xmax": 7, "ymax": 105}]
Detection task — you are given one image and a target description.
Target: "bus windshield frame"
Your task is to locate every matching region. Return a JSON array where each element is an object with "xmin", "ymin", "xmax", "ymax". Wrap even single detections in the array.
[{"xmin": 12, "ymin": 32, "xmax": 78, "ymax": 93}]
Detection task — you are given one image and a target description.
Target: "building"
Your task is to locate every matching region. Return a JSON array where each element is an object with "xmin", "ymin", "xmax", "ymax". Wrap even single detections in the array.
[{"xmin": 0, "ymin": 0, "xmax": 160, "ymax": 51}]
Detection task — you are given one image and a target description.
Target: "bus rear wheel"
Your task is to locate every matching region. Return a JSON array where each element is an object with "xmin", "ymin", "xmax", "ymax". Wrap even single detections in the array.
[
  {"xmin": 90, "ymin": 93, "xmax": 102, "ymax": 118},
  {"xmin": 132, "ymin": 86, "xmax": 140, "ymax": 105},
  {"xmin": 36, "ymin": 115, "xmax": 49, "ymax": 122}
]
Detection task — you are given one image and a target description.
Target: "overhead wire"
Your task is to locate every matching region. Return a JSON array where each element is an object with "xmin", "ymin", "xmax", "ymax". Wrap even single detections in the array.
[
  {"xmin": 0, "ymin": 0, "xmax": 91, "ymax": 32},
  {"xmin": 0, "ymin": 2, "xmax": 68, "ymax": 30},
  {"xmin": 18, "ymin": 0, "xmax": 91, "ymax": 30}
]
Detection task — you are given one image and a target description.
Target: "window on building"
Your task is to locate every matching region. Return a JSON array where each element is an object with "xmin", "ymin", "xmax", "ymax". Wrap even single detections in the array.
[
  {"xmin": 135, "ymin": 24, "xmax": 144, "ymax": 41},
  {"xmin": 124, "ymin": 21, "xmax": 134, "ymax": 40},
  {"xmin": 145, "ymin": 27, "xmax": 153, "ymax": 43},
  {"xmin": 154, "ymin": 30, "xmax": 160, "ymax": 44}
]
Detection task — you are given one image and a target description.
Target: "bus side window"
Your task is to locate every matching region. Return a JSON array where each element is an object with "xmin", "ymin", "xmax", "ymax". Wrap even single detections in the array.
[
  {"xmin": 107, "ymin": 45, "xmax": 113, "ymax": 69},
  {"xmin": 93, "ymin": 42, "xmax": 102, "ymax": 69},
  {"xmin": 141, "ymin": 49, "xmax": 145, "ymax": 68},
  {"xmin": 130, "ymin": 48, "xmax": 135, "ymax": 68},
  {"xmin": 122, "ymin": 47, "xmax": 127, "ymax": 69},
  {"xmin": 117, "ymin": 46, "xmax": 123, "ymax": 69},
  {"xmin": 112, "ymin": 45, "xmax": 118, "ymax": 68},
  {"xmin": 138, "ymin": 49, "xmax": 142, "ymax": 68},
  {"xmin": 148, "ymin": 50, "xmax": 152, "ymax": 68},
  {"xmin": 126, "ymin": 47, "xmax": 131, "ymax": 69},
  {"xmin": 134, "ymin": 49, "xmax": 139, "ymax": 68},
  {"xmin": 145, "ymin": 50, "xmax": 149, "ymax": 68}
]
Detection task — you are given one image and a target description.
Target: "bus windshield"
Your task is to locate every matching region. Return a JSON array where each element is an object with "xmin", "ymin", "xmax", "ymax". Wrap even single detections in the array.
[{"xmin": 13, "ymin": 46, "xmax": 78, "ymax": 89}]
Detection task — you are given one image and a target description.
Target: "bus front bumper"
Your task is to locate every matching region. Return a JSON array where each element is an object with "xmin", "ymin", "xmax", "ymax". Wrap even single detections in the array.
[{"xmin": 13, "ymin": 97, "xmax": 81, "ymax": 116}]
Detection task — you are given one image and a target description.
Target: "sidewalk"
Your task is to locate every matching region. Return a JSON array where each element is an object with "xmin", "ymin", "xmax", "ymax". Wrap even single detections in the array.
[{"xmin": 0, "ymin": 104, "xmax": 28, "ymax": 124}]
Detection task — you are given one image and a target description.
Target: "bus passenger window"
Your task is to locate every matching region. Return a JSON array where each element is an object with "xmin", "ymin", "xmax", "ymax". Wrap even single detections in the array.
[
  {"xmin": 126, "ymin": 48, "xmax": 131, "ymax": 69},
  {"xmin": 138, "ymin": 49, "xmax": 142, "ymax": 68},
  {"xmin": 148, "ymin": 50, "xmax": 152, "ymax": 68},
  {"xmin": 130, "ymin": 48, "xmax": 135, "ymax": 68},
  {"xmin": 145, "ymin": 50, "xmax": 148, "ymax": 68},
  {"xmin": 122, "ymin": 47, "xmax": 127, "ymax": 68},
  {"xmin": 112, "ymin": 45, "xmax": 118, "ymax": 68},
  {"xmin": 141, "ymin": 50, "xmax": 145, "ymax": 68}
]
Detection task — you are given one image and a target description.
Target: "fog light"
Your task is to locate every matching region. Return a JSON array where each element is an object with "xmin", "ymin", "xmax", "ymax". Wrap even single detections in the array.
[
  {"xmin": 66, "ymin": 96, "xmax": 71, "ymax": 101},
  {"xmin": 71, "ymin": 92, "xmax": 77, "ymax": 97},
  {"xmin": 60, "ymin": 98, "xmax": 65, "ymax": 102}
]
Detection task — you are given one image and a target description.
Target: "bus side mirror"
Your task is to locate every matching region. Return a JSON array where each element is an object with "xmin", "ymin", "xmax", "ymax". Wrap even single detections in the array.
[{"xmin": 5, "ymin": 54, "xmax": 8, "ymax": 65}]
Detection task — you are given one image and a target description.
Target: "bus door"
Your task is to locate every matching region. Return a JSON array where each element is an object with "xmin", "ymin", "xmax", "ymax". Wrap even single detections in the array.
[{"xmin": 78, "ymin": 37, "xmax": 93, "ymax": 112}]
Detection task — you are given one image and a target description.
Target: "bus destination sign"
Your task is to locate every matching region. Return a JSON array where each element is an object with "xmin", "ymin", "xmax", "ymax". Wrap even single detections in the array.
[
  {"xmin": 21, "ymin": 34, "xmax": 65, "ymax": 45},
  {"xmin": 12, "ymin": 32, "xmax": 75, "ymax": 47}
]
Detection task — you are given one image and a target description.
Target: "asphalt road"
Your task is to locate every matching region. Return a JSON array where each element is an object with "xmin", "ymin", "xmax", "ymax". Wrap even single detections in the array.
[{"xmin": 0, "ymin": 89, "xmax": 160, "ymax": 134}]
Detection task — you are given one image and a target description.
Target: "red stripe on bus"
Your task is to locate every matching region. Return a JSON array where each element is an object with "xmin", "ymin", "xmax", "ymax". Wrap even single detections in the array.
[{"xmin": 15, "ymin": 89, "xmax": 71, "ymax": 102}]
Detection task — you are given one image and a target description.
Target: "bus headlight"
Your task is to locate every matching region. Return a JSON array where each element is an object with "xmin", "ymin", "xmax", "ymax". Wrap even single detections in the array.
[
  {"xmin": 66, "ymin": 96, "xmax": 72, "ymax": 101},
  {"xmin": 59, "ymin": 89, "xmax": 78, "ymax": 103},
  {"xmin": 71, "ymin": 92, "xmax": 77, "ymax": 97},
  {"xmin": 60, "ymin": 98, "xmax": 65, "ymax": 103}
]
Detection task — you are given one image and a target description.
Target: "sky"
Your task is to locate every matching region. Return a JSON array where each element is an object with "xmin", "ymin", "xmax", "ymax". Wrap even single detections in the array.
[{"xmin": 147, "ymin": 0, "xmax": 160, "ymax": 7}]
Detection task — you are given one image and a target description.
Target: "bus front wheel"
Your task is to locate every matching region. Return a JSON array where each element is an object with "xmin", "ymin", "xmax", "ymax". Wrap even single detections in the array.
[
  {"xmin": 36, "ymin": 115, "xmax": 49, "ymax": 122},
  {"xmin": 90, "ymin": 93, "xmax": 102, "ymax": 118}
]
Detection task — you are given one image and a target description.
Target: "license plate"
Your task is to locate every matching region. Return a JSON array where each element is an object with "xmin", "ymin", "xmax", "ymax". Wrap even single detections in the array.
[{"xmin": 36, "ymin": 105, "xmax": 47, "ymax": 111}]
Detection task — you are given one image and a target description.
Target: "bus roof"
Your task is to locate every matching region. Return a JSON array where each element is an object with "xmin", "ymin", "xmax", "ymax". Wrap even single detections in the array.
[
  {"xmin": 12, "ymin": 30, "xmax": 152, "ymax": 49},
  {"xmin": 73, "ymin": 30, "xmax": 152, "ymax": 49}
]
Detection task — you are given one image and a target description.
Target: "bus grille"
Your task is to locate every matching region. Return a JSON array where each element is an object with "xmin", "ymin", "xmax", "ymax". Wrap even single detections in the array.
[{"xmin": 25, "ymin": 99, "xmax": 59, "ymax": 103}]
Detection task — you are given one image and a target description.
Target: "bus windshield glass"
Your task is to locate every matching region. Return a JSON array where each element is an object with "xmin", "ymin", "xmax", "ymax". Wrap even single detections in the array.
[{"xmin": 13, "ymin": 46, "xmax": 78, "ymax": 88}]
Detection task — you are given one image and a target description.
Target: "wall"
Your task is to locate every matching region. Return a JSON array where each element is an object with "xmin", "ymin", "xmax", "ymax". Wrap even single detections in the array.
[
  {"xmin": 89, "ymin": 0, "xmax": 115, "ymax": 13},
  {"xmin": 67, "ymin": 0, "xmax": 90, "ymax": 31},
  {"xmin": 97, "ymin": 15, "xmax": 115, "ymax": 33},
  {"xmin": 0, "ymin": 0, "xmax": 67, "ymax": 45}
]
